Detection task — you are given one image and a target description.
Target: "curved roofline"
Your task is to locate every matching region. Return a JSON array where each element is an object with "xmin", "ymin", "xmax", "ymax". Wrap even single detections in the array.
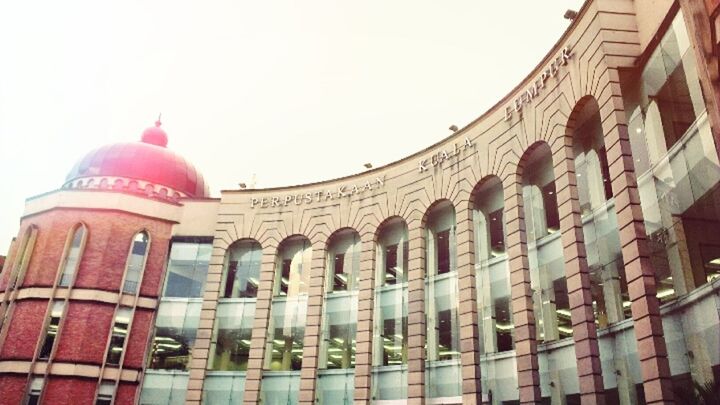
[{"xmin": 222, "ymin": 0, "xmax": 592, "ymax": 194}]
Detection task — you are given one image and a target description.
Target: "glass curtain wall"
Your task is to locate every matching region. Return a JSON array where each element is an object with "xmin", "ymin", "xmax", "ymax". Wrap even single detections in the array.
[
  {"xmin": 572, "ymin": 106, "xmax": 631, "ymax": 327},
  {"xmin": 261, "ymin": 236, "xmax": 311, "ymax": 404},
  {"xmin": 205, "ymin": 240, "xmax": 261, "ymax": 404},
  {"xmin": 573, "ymin": 102, "xmax": 641, "ymax": 403},
  {"xmin": 317, "ymin": 229, "xmax": 360, "ymax": 404},
  {"xmin": 522, "ymin": 144, "xmax": 571, "ymax": 342},
  {"xmin": 624, "ymin": 11, "xmax": 720, "ymax": 303},
  {"xmin": 425, "ymin": 201, "xmax": 462, "ymax": 399},
  {"xmin": 140, "ymin": 240, "xmax": 211, "ymax": 405},
  {"xmin": 522, "ymin": 144, "xmax": 576, "ymax": 402},
  {"xmin": 371, "ymin": 218, "xmax": 409, "ymax": 401},
  {"xmin": 473, "ymin": 177, "xmax": 517, "ymax": 403},
  {"xmin": 622, "ymin": 9, "xmax": 720, "ymax": 391}
]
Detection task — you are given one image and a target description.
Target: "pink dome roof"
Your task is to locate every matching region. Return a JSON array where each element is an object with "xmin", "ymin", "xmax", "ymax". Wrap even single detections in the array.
[{"xmin": 64, "ymin": 122, "xmax": 209, "ymax": 198}]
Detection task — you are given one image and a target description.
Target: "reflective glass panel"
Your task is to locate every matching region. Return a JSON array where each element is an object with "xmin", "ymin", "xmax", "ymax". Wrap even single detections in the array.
[
  {"xmin": 163, "ymin": 242, "xmax": 211, "ymax": 298},
  {"xmin": 222, "ymin": 240, "xmax": 261, "ymax": 299}
]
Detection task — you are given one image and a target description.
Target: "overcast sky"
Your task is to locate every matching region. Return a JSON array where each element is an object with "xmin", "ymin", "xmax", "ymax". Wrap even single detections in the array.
[{"xmin": 0, "ymin": 0, "xmax": 584, "ymax": 254}]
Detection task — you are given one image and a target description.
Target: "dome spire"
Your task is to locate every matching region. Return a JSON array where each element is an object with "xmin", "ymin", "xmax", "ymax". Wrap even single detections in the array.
[{"xmin": 141, "ymin": 114, "xmax": 168, "ymax": 147}]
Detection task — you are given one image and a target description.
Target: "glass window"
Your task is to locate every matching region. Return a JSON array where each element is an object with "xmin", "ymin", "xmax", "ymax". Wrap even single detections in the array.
[
  {"xmin": 382, "ymin": 242, "xmax": 408, "ymax": 285},
  {"xmin": 58, "ymin": 225, "xmax": 86, "ymax": 287},
  {"xmin": 222, "ymin": 240, "xmax": 261, "ymax": 299},
  {"xmin": 273, "ymin": 238, "xmax": 311, "ymax": 297},
  {"xmin": 25, "ymin": 377, "xmax": 44, "ymax": 405},
  {"xmin": 522, "ymin": 144, "xmax": 572, "ymax": 342},
  {"xmin": 148, "ymin": 301, "xmax": 202, "ymax": 371},
  {"xmin": 326, "ymin": 230, "xmax": 360, "ymax": 293},
  {"xmin": 38, "ymin": 300, "xmax": 65, "ymax": 359},
  {"xmin": 210, "ymin": 302, "xmax": 255, "ymax": 371},
  {"xmin": 425, "ymin": 202, "xmax": 461, "ymax": 399},
  {"xmin": 572, "ymin": 103, "xmax": 630, "ymax": 328},
  {"xmin": 123, "ymin": 232, "xmax": 149, "ymax": 294},
  {"xmin": 106, "ymin": 307, "xmax": 132, "ymax": 365},
  {"xmin": 623, "ymin": 11, "xmax": 720, "ymax": 300},
  {"xmin": 163, "ymin": 242, "xmax": 211, "ymax": 298},
  {"xmin": 140, "ymin": 371, "xmax": 189, "ymax": 405},
  {"xmin": 473, "ymin": 177, "xmax": 514, "ymax": 354},
  {"xmin": 266, "ymin": 296, "xmax": 307, "ymax": 371},
  {"xmin": 96, "ymin": 381, "xmax": 114, "ymax": 405},
  {"xmin": 321, "ymin": 294, "xmax": 358, "ymax": 369}
]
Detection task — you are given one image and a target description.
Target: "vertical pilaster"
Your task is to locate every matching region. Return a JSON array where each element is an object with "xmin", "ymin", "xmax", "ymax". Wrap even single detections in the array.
[
  {"xmin": 551, "ymin": 135, "xmax": 605, "ymax": 405},
  {"xmin": 184, "ymin": 244, "xmax": 225, "ymax": 405},
  {"xmin": 502, "ymin": 176, "xmax": 541, "ymax": 404},
  {"xmin": 455, "ymin": 203, "xmax": 482, "ymax": 404},
  {"xmin": 406, "ymin": 219, "xmax": 426, "ymax": 405},
  {"xmin": 243, "ymin": 246, "xmax": 278, "ymax": 404},
  {"xmin": 354, "ymin": 232, "xmax": 377, "ymax": 405},
  {"xmin": 298, "ymin": 239, "xmax": 327, "ymax": 405},
  {"xmin": 602, "ymin": 87, "xmax": 674, "ymax": 404}
]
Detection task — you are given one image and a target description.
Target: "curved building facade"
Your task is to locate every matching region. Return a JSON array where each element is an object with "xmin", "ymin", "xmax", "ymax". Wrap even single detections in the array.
[{"xmin": 2, "ymin": 1, "xmax": 720, "ymax": 404}]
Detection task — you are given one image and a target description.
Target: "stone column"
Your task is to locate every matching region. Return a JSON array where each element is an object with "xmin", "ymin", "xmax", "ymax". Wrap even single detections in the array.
[
  {"xmin": 502, "ymin": 176, "xmax": 541, "ymax": 404},
  {"xmin": 454, "ymin": 202, "xmax": 482, "ymax": 404},
  {"xmin": 406, "ymin": 219, "xmax": 426, "ymax": 405},
  {"xmin": 602, "ymin": 76, "xmax": 674, "ymax": 404},
  {"xmin": 354, "ymin": 232, "xmax": 377, "ymax": 404},
  {"xmin": 243, "ymin": 245, "xmax": 278, "ymax": 404},
  {"xmin": 551, "ymin": 135, "xmax": 605, "ymax": 405},
  {"xmin": 298, "ymin": 239, "xmax": 327, "ymax": 405}
]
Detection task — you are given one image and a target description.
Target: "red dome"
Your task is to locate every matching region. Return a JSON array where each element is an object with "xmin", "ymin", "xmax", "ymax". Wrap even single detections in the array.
[{"xmin": 64, "ymin": 123, "xmax": 209, "ymax": 198}]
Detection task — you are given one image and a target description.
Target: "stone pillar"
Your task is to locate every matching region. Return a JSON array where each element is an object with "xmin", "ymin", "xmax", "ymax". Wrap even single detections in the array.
[
  {"xmin": 502, "ymin": 176, "xmax": 541, "ymax": 404},
  {"xmin": 455, "ymin": 203, "xmax": 482, "ymax": 404},
  {"xmin": 242, "ymin": 246, "xmax": 278, "ymax": 404},
  {"xmin": 298, "ymin": 239, "xmax": 327, "ymax": 405},
  {"xmin": 602, "ymin": 78, "xmax": 675, "ymax": 404},
  {"xmin": 551, "ymin": 135, "xmax": 606, "ymax": 405},
  {"xmin": 406, "ymin": 219, "xmax": 426, "ymax": 405},
  {"xmin": 354, "ymin": 232, "xmax": 377, "ymax": 404}
]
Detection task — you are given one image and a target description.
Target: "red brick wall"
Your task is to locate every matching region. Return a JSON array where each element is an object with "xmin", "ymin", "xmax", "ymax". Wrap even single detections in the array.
[
  {"xmin": 54, "ymin": 302, "xmax": 114, "ymax": 365},
  {"xmin": 0, "ymin": 299, "xmax": 47, "ymax": 360},
  {"xmin": 0, "ymin": 375, "xmax": 27, "ymax": 404},
  {"xmin": 115, "ymin": 382, "xmax": 139, "ymax": 405},
  {"xmin": 123, "ymin": 308, "xmax": 153, "ymax": 369},
  {"xmin": 13, "ymin": 209, "xmax": 172, "ymax": 297},
  {"xmin": 44, "ymin": 376, "xmax": 96, "ymax": 405}
]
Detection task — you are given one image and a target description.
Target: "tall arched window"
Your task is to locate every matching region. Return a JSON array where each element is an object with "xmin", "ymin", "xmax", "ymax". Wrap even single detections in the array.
[
  {"xmin": 521, "ymin": 143, "xmax": 571, "ymax": 342},
  {"xmin": 473, "ymin": 176, "xmax": 514, "ymax": 354},
  {"xmin": 371, "ymin": 217, "xmax": 409, "ymax": 402},
  {"xmin": 122, "ymin": 232, "xmax": 150, "ymax": 294},
  {"xmin": 58, "ymin": 224, "xmax": 87, "ymax": 287},
  {"xmin": 425, "ymin": 201, "xmax": 461, "ymax": 400}
]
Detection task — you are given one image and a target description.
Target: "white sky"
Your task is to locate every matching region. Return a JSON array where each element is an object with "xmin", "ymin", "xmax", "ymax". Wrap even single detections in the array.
[{"xmin": 0, "ymin": 0, "xmax": 584, "ymax": 254}]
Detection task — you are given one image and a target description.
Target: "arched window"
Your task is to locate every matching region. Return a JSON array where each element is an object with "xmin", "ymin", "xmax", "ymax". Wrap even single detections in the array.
[
  {"xmin": 58, "ymin": 224, "xmax": 87, "ymax": 287},
  {"xmin": 221, "ymin": 240, "xmax": 262, "ymax": 299},
  {"xmin": 325, "ymin": 229, "xmax": 360, "ymax": 293},
  {"xmin": 473, "ymin": 177, "xmax": 514, "ymax": 354},
  {"xmin": 122, "ymin": 232, "xmax": 150, "ymax": 294},
  {"xmin": 521, "ymin": 143, "xmax": 571, "ymax": 341}
]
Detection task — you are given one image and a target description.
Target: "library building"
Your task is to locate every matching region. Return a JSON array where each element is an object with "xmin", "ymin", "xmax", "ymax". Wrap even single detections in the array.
[{"xmin": 1, "ymin": 0, "xmax": 720, "ymax": 404}]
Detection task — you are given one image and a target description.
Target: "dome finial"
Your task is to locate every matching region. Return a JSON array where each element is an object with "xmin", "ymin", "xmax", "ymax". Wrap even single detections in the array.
[{"xmin": 142, "ymin": 115, "xmax": 168, "ymax": 147}]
